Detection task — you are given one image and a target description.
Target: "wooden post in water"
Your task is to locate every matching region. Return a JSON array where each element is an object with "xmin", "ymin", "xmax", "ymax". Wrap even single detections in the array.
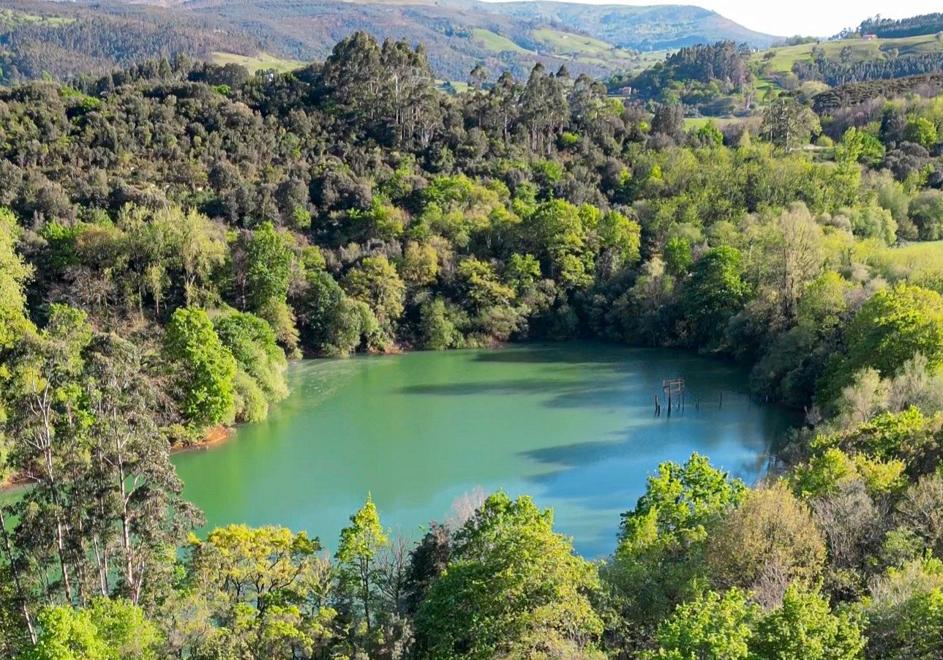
[{"xmin": 662, "ymin": 378, "xmax": 685, "ymax": 417}]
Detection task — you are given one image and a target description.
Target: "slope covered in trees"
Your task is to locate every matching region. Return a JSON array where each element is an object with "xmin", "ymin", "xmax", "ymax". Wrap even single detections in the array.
[
  {"xmin": 859, "ymin": 13, "xmax": 943, "ymax": 39},
  {"xmin": 0, "ymin": 1, "xmax": 265, "ymax": 85},
  {"xmin": 0, "ymin": 0, "xmax": 777, "ymax": 86},
  {"xmin": 754, "ymin": 30, "xmax": 943, "ymax": 99},
  {"xmin": 0, "ymin": 29, "xmax": 941, "ymax": 658}
]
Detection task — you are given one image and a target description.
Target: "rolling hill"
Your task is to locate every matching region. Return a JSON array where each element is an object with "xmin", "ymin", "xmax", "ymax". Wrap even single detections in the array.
[
  {"xmin": 481, "ymin": 2, "xmax": 777, "ymax": 50},
  {"xmin": 0, "ymin": 0, "xmax": 778, "ymax": 84},
  {"xmin": 757, "ymin": 33, "xmax": 943, "ymax": 77}
]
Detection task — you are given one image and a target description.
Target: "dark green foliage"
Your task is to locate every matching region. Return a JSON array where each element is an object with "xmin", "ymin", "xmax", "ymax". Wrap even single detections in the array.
[
  {"xmin": 681, "ymin": 246, "xmax": 749, "ymax": 349},
  {"xmin": 909, "ymin": 190, "xmax": 943, "ymax": 241},
  {"xmin": 762, "ymin": 97, "xmax": 822, "ymax": 149},
  {"xmin": 859, "ymin": 13, "xmax": 943, "ymax": 39},
  {"xmin": 418, "ymin": 298, "xmax": 458, "ymax": 350},
  {"xmin": 1, "ymin": 307, "xmax": 198, "ymax": 636},
  {"xmin": 297, "ymin": 270, "xmax": 377, "ymax": 357},
  {"xmin": 813, "ymin": 74, "xmax": 943, "ymax": 114},
  {"xmin": 631, "ymin": 41, "xmax": 752, "ymax": 106},
  {"xmin": 794, "ymin": 50, "xmax": 943, "ymax": 86},
  {"xmin": 241, "ymin": 222, "xmax": 292, "ymax": 313},
  {"xmin": 0, "ymin": 3, "xmax": 260, "ymax": 86}
]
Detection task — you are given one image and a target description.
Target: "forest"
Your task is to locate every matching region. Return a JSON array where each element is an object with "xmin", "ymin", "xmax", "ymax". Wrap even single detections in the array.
[
  {"xmin": 792, "ymin": 51, "xmax": 943, "ymax": 87},
  {"xmin": 858, "ymin": 13, "xmax": 943, "ymax": 39},
  {"xmin": 0, "ymin": 2, "xmax": 265, "ymax": 86},
  {"xmin": 0, "ymin": 28, "xmax": 943, "ymax": 658},
  {"xmin": 0, "ymin": 0, "xmax": 777, "ymax": 87},
  {"xmin": 621, "ymin": 40, "xmax": 753, "ymax": 105}
]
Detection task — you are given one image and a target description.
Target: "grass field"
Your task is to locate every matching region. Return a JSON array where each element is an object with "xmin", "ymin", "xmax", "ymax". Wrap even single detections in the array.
[
  {"xmin": 471, "ymin": 28, "xmax": 529, "ymax": 54},
  {"xmin": 682, "ymin": 116, "xmax": 750, "ymax": 129},
  {"xmin": 757, "ymin": 34, "xmax": 943, "ymax": 75},
  {"xmin": 533, "ymin": 28, "xmax": 645, "ymax": 68},
  {"xmin": 437, "ymin": 79, "xmax": 470, "ymax": 94},
  {"xmin": 471, "ymin": 26, "xmax": 661, "ymax": 74},
  {"xmin": 211, "ymin": 51, "xmax": 306, "ymax": 74},
  {"xmin": 533, "ymin": 28, "xmax": 619, "ymax": 55}
]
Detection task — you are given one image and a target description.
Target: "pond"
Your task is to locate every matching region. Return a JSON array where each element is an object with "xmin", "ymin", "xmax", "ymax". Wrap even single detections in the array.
[{"xmin": 173, "ymin": 342, "xmax": 795, "ymax": 557}]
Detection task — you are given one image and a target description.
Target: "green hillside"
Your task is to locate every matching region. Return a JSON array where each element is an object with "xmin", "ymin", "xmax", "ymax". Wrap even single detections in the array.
[
  {"xmin": 758, "ymin": 33, "xmax": 943, "ymax": 75},
  {"xmin": 465, "ymin": 26, "xmax": 655, "ymax": 75},
  {"xmin": 470, "ymin": 28, "xmax": 530, "ymax": 54}
]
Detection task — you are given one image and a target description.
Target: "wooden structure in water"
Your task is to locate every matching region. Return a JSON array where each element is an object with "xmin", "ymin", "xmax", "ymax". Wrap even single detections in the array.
[
  {"xmin": 656, "ymin": 378, "xmax": 685, "ymax": 416},
  {"xmin": 654, "ymin": 378, "xmax": 726, "ymax": 417}
]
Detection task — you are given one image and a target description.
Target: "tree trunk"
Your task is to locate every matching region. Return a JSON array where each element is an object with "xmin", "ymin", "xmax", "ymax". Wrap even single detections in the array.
[
  {"xmin": 114, "ymin": 421, "xmax": 137, "ymax": 602},
  {"xmin": 361, "ymin": 558, "xmax": 371, "ymax": 634},
  {"xmin": 0, "ymin": 507, "xmax": 36, "ymax": 644},
  {"xmin": 36, "ymin": 389, "xmax": 75, "ymax": 605}
]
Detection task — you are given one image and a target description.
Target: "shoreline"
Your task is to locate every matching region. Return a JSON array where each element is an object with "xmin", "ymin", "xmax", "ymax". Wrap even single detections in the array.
[{"xmin": 171, "ymin": 425, "xmax": 235, "ymax": 455}]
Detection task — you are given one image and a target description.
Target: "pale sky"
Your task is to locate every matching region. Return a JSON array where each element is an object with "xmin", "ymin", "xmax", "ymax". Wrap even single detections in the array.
[{"xmin": 523, "ymin": 1, "xmax": 943, "ymax": 38}]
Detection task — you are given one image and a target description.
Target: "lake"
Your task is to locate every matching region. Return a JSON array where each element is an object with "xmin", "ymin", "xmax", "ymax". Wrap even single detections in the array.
[{"xmin": 173, "ymin": 343, "xmax": 795, "ymax": 557}]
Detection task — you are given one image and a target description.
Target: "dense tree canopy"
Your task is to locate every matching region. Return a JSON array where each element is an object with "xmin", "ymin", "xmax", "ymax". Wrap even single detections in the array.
[
  {"xmin": 821, "ymin": 284, "xmax": 943, "ymax": 402},
  {"xmin": 0, "ymin": 26, "xmax": 941, "ymax": 660},
  {"xmin": 415, "ymin": 493, "xmax": 602, "ymax": 657}
]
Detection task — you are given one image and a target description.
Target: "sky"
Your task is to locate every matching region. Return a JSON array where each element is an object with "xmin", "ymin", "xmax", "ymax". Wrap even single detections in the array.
[{"xmin": 524, "ymin": 1, "xmax": 943, "ymax": 38}]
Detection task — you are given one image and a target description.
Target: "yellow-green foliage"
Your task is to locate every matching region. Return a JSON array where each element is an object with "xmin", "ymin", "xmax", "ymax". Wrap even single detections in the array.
[
  {"xmin": 0, "ymin": 8, "xmax": 74, "ymax": 29},
  {"xmin": 859, "ymin": 240, "xmax": 943, "ymax": 290},
  {"xmin": 416, "ymin": 493, "xmax": 602, "ymax": 657},
  {"xmin": 821, "ymin": 285, "xmax": 943, "ymax": 401},
  {"xmin": 26, "ymin": 598, "xmax": 159, "ymax": 660},
  {"xmin": 791, "ymin": 447, "xmax": 907, "ymax": 497},
  {"xmin": 0, "ymin": 208, "xmax": 32, "ymax": 349},
  {"xmin": 213, "ymin": 309, "xmax": 289, "ymax": 423}
]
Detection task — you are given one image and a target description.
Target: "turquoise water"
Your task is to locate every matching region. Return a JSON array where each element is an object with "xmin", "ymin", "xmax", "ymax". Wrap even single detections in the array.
[{"xmin": 173, "ymin": 343, "xmax": 794, "ymax": 557}]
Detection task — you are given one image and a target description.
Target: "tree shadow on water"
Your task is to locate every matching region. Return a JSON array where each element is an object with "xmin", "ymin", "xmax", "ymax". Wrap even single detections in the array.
[
  {"xmin": 518, "ymin": 420, "xmax": 780, "ymax": 512},
  {"xmin": 472, "ymin": 342, "xmax": 656, "ymax": 367},
  {"xmin": 399, "ymin": 378, "xmax": 577, "ymax": 397},
  {"xmin": 398, "ymin": 376, "xmax": 661, "ymax": 411}
]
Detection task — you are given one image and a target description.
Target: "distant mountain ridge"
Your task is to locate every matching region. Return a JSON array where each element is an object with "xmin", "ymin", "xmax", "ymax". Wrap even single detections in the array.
[
  {"xmin": 479, "ymin": 2, "xmax": 777, "ymax": 50},
  {"xmin": 1, "ymin": 0, "xmax": 779, "ymax": 84}
]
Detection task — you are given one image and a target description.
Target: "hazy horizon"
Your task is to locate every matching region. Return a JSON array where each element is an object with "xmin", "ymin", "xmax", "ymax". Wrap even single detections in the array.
[{"xmin": 479, "ymin": 0, "xmax": 943, "ymax": 39}]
